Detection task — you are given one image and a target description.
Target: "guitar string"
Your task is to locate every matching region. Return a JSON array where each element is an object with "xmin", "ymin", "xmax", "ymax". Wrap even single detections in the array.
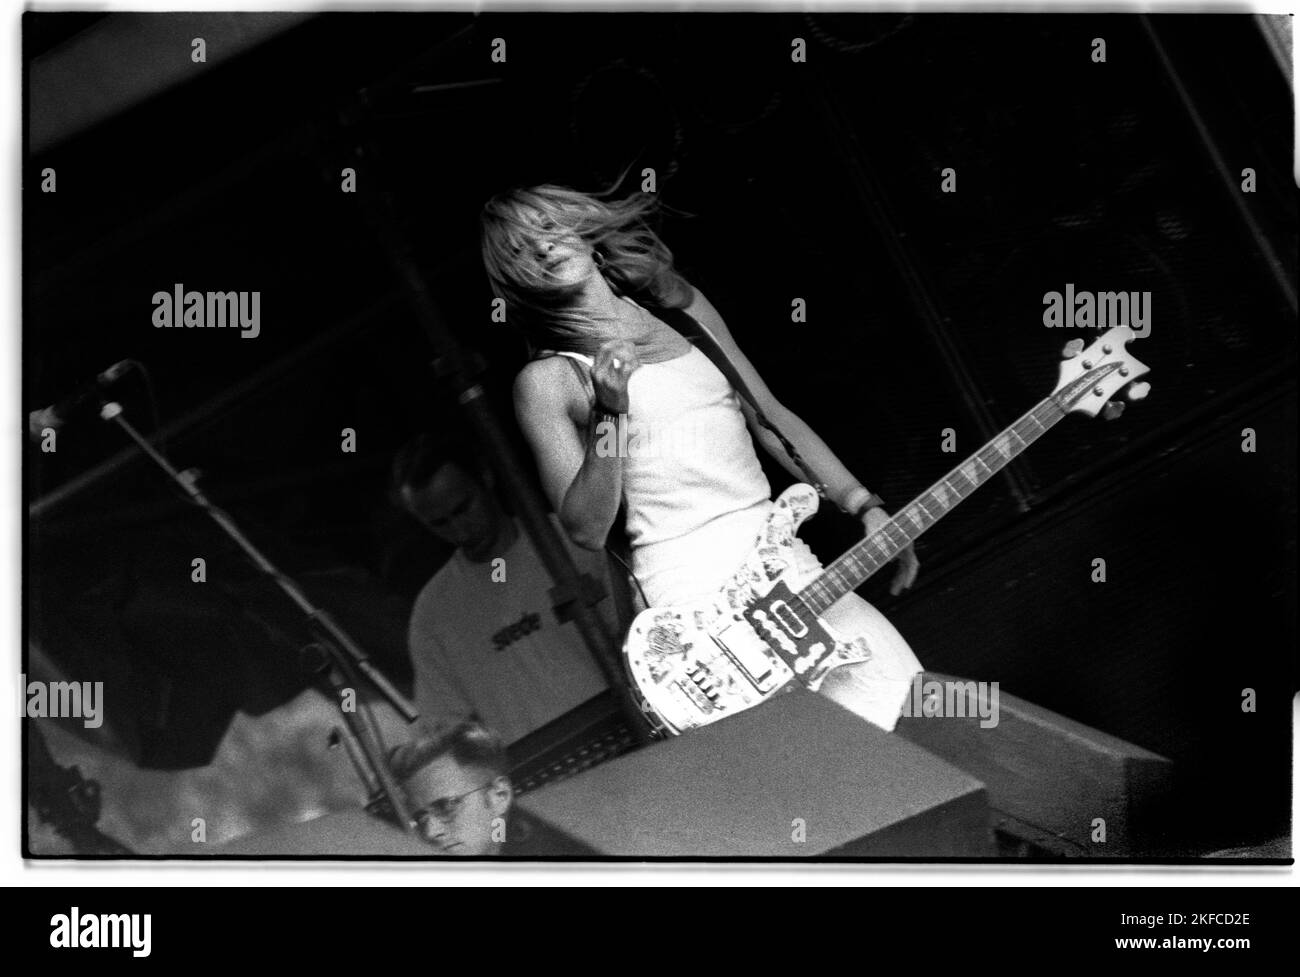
[
  {"xmin": 655, "ymin": 391, "xmax": 1082, "ymax": 715},
  {"xmin": 801, "ymin": 395, "xmax": 1068, "ymax": 614}
]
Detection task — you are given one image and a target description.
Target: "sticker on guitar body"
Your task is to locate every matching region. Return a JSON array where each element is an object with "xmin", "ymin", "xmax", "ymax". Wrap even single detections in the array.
[{"xmin": 623, "ymin": 485, "xmax": 872, "ymax": 734}]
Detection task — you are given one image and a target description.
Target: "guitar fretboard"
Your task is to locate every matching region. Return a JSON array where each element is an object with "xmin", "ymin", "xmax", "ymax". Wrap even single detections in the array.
[{"xmin": 798, "ymin": 395, "xmax": 1070, "ymax": 615}]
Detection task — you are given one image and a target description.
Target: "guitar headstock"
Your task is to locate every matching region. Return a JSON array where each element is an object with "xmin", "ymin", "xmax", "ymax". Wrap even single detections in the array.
[{"xmin": 1052, "ymin": 326, "xmax": 1151, "ymax": 418}]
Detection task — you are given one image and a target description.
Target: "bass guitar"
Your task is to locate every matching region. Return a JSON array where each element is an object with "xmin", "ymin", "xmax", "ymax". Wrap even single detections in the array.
[{"xmin": 623, "ymin": 326, "xmax": 1151, "ymax": 734}]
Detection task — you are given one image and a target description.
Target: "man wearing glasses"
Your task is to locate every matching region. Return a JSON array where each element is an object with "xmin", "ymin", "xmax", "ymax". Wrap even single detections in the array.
[{"xmin": 390, "ymin": 720, "xmax": 516, "ymax": 855}]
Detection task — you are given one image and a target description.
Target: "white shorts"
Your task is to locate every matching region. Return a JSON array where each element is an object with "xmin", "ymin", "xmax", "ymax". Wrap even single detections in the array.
[{"xmin": 630, "ymin": 501, "xmax": 923, "ymax": 731}]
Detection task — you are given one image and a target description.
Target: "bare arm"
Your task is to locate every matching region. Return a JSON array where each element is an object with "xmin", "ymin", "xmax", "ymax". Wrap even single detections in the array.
[{"xmin": 512, "ymin": 343, "xmax": 640, "ymax": 551}]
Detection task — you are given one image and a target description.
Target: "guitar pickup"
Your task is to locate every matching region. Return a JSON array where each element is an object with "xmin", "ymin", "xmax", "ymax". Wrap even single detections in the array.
[
  {"xmin": 675, "ymin": 679, "xmax": 716, "ymax": 714},
  {"xmin": 711, "ymin": 622, "xmax": 777, "ymax": 692}
]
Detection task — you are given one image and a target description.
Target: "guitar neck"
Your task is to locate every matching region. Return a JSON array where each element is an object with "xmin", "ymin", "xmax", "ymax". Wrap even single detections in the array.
[{"xmin": 798, "ymin": 395, "xmax": 1070, "ymax": 615}]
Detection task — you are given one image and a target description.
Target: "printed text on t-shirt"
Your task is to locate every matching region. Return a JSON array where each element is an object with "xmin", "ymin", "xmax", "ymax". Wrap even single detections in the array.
[{"xmin": 492, "ymin": 611, "xmax": 542, "ymax": 650}]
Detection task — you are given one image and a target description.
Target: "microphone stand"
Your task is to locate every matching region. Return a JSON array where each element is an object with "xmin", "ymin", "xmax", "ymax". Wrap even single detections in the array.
[
  {"xmin": 95, "ymin": 400, "xmax": 417, "ymax": 835},
  {"xmin": 306, "ymin": 648, "xmax": 402, "ymax": 829}
]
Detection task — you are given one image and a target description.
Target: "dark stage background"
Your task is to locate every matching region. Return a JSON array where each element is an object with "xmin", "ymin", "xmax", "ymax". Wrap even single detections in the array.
[{"xmin": 24, "ymin": 12, "xmax": 1296, "ymax": 854}]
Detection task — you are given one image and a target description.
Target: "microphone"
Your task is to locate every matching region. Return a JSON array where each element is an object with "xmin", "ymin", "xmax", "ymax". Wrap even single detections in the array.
[{"xmin": 28, "ymin": 360, "xmax": 134, "ymax": 440}]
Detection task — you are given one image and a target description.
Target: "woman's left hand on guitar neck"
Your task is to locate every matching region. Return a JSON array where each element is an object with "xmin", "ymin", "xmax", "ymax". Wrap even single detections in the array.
[{"xmin": 862, "ymin": 506, "xmax": 920, "ymax": 596}]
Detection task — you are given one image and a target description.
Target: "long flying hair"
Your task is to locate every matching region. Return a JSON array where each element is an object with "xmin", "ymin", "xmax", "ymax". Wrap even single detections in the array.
[{"xmin": 480, "ymin": 183, "xmax": 695, "ymax": 355}]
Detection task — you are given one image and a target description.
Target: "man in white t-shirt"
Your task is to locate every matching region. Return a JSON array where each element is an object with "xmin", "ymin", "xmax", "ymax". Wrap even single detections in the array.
[{"xmin": 392, "ymin": 437, "xmax": 613, "ymax": 745}]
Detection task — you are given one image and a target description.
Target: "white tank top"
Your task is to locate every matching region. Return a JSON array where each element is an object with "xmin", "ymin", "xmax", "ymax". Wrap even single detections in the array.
[{"xmin": 555, "ymin": 347, "xmax": 771, "ymax": 551}]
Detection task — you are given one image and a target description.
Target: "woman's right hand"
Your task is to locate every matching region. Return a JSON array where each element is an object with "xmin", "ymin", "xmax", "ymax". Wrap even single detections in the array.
[{"xmin": 591, "ymin": 339, "xmax": 641, "ymax": 413}]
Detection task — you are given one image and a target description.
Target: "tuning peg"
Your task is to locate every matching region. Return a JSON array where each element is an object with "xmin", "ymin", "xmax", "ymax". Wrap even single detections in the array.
[
  {"xmin": 1062, "ymin": 339, "xmax": 1085, "ymax": 359},
  {"xmin": 1126, "ymin": 381, "xmax": 1151, "ymax": 402},
  {"xmin": 1101, "ymin": 401, "xmax": 1126, "ymax": 421}
]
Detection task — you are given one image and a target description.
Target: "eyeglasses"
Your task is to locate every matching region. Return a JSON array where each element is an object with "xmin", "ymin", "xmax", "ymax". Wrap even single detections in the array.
[{"xmin": 410, "ymin": 784, "xmax": 492, "ymax": 829}]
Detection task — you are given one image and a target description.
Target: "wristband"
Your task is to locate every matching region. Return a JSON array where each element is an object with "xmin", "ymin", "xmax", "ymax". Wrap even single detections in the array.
[
  {"xmin": 853, "ymin": 494, "xmax": 886, "ymax": 519},
  {"xmin": 839, "ymin": 486, "xmax": 885, "ymax": 519},
  {"xmin": 592, "ymin": 399, "xmax": 626, "ymax": 419},
  {"xmin": 590, "ymin": 403, "xmax": 625, "ymax": 443}
]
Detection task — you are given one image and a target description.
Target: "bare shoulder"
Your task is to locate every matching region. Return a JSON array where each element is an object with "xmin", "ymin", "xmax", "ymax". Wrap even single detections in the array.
[
  {"xmin": 515, "ymin": 355, "xmax": 575, "ymax": 399},
  {"xmin": 514, "ymin": 356, "xmax": 587, "ymax": 420}
]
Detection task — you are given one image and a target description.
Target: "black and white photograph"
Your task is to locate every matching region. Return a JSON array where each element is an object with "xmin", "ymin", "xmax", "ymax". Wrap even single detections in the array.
[{"xmin": 16, "ymin": 0, "xmax": 1296, "ymax": 883}]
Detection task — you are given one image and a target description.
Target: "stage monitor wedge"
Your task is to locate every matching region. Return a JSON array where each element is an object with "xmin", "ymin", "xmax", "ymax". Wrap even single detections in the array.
[{"xmin": 518, "ymin": 688, "xmax": 993, "ymax": 858}]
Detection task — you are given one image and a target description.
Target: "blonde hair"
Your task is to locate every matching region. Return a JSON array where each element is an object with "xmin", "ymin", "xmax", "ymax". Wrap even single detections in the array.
[
  {"xmin": 389, "ymin": 720, "xmax": 509, "ymax": 785},
  {"xmin": 480, "ymin": 183, "xmax": 695, "ymax": 355}
]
